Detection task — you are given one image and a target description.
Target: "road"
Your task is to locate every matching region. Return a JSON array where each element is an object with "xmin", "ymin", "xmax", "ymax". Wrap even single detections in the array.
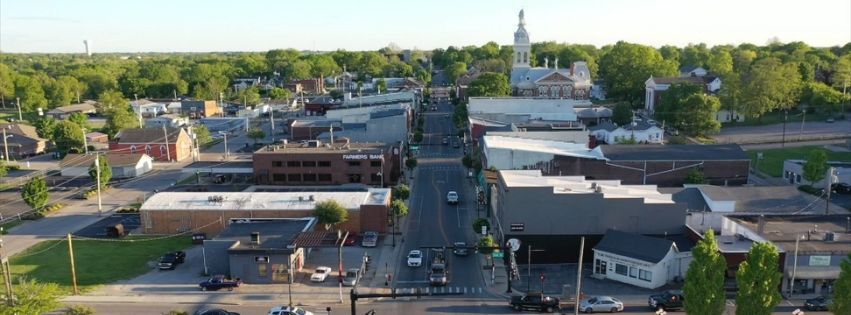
[{"xmin": 392, "ymin": 99, "xmax": 487, "ymax": 296}]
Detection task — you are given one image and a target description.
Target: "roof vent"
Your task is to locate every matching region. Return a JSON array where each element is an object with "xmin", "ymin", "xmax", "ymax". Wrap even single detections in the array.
[
  {"xmin": 595, "ymin": 186, "xmax": 602, "ymax": 193},
  {"xmin": 298, "ymin": 196, "xmax": 304, "ymax": 201},
  {"xmin": 309, "ymin": 195, "xmax": 315, "ymax": 201},
  {"xmin": 824, "ymin": 232, "xmax": 836, "ymax": 242},
  {"xmin": 250, "ymin": 232, "xmax": 260, "ymax": 245},
  {"xmin": 591, "ymin": 182, "xmax": 597, "ymax": 189}
]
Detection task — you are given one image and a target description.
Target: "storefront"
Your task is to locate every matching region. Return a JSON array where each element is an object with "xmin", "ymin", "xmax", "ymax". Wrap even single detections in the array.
[{"xmin": 592, "ymin": 230, "xmax": 685, "ymax": 289}]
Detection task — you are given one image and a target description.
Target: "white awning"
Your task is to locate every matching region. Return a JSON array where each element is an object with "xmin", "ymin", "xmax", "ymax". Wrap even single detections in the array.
[{"xmin": 786, "ymin": 266, "xmax": 841, "ymax": 280}]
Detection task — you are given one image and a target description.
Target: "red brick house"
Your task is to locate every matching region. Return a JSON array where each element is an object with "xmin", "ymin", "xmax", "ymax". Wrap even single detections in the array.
[{"xmin": 109, "ymin": 127, "xmax": 193, "ymax": 162}]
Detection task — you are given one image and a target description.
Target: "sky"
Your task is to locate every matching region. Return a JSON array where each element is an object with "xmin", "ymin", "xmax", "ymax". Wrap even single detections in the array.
[{"xmin": 1, "ymin": 0, "xmax": 849, "ymax": 53}]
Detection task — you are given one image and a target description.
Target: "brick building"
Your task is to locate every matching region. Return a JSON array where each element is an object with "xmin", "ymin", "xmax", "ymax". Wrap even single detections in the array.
[
  {"xmin": 253, "ymin": 139, "xmax": 401, "ymax": 187},
  {"xmin": 180, "ymin": 100, "xmax": 221, "ymax": 118},
  {"xmin": 139, "ymin": 188, "xmax": 391, "ymax": 235},
  {"xmin": 109, "ymin": 127, "xmax": 193, "ymax": 162}
]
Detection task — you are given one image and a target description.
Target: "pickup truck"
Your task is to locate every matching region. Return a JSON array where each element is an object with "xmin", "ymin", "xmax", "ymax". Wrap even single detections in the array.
[
  {"xmin": 157, "ymin": 251, "xmax": 186, "ymax": 270},
  {"xmin": 199, "ymin": 275, "xmax": 242, "ymax": 291},
  {"xmin": 648, "ymin": 290, "xmax": 684, "ymax": 311},
  {"xmin": 510, "ymin": 292, "xmax": 560, "ymax": 313}
]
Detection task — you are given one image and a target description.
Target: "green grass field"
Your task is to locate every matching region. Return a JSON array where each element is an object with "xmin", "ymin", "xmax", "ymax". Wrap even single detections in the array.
[
  {"xmin": 747, "ymin": 146, "xmax": 851, "ymax": 177},
  {"xmin": 4, "ymin": 236, "xmax": 191, "ymax": 294},
  {"xmin": 724, "ymin": 109, "xmax": 835, "ymax": 127}
]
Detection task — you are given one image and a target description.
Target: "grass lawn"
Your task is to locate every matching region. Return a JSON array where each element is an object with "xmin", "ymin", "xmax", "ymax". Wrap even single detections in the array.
[
  {"xmin": 0, "ymin": 219, "xmax": 24, "ymax": 234},
  {"xmin": 724, "ymin": 109, "xmax": 835, "ymax": 127},
  {"xmin": 747, "ymin": 146, "xmax": 851, "ymax": 177},
  {"xmin": 4, "ymin": 236, "xmax": 191, "ymax": 294}
]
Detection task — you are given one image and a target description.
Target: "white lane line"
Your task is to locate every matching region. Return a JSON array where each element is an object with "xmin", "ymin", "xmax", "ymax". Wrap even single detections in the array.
[
  {"xmin": 456, "ymin": 204, "xmax": 462, "ymax": 228},
  {"xmin": 396, "ymin": 280, "xmax": 429, "ymax": 284}
]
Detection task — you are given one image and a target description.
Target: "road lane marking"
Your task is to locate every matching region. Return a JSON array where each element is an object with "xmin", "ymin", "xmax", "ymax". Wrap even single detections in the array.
[{"xmin": 395, "ymin": 280, "xmax": 428, "ymax": 284}]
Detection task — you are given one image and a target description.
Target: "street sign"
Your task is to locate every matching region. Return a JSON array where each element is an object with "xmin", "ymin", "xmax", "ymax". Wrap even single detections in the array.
[
  {"xmin": 481, "ymin": 225, "xmax": 487, "ymax": 235},
  {"xmin": 410, "ymin": 145, "xmax": 420, "ymax": 150},
  {"xmin": 493, "ymin": 251, "xmax": 504, "ymax": 258},
  {"xmin": 507, "ymin": 238, "xmax": 521, "ymax": 252}
]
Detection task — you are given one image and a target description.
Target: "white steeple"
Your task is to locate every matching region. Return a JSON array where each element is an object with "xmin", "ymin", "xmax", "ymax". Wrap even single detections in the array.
[{"xmin": 512, "ymin": 9, "xmax": 531, "ymax": 69}]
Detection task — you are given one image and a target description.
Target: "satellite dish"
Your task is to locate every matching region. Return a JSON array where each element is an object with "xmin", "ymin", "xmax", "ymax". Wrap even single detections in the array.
[{"xmin": 508, "ymin": 238, "xmax": 521, "ymax": 252}]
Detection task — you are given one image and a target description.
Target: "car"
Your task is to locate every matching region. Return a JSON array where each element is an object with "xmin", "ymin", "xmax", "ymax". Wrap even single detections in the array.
[
  {"xmin": 362, "ymin": 231, "xmax": 378, "ymax": 247},
  {"xmin": 447, "ymin": 191, "xmax": 459, "ymax": 205},
  {"xmin": 342, "ymin": 268, "xmax": 361, "ymax": 286},
  {"xmin": 580, "ymin": 296, "xmax": 624, "ymax": 313},
  {"xmin": 648, "ymin": 290, "xmax": 684, "ymax": 311},
  {"xmin": 407, "ymin": 250, "xmax": 423, "ymax": 267},
  {"xmin": 804, "ymin": 296, "xmax": 833, "ymax": 311},
  {"xmin": 158, "ymin": 251, "xmax": 187, "ymax": 270},
  {"xmin": 452, "ymin": 242, "xmax": 468, "ymax": 256},
  {"xmin": 268, "ymin": 305, "xmax": 314, "ymax": 315},
  {"xmin": 442, "ymin": 137, "xmax": 449, "ymax": 145},
  {"xmin": 431, "ymin": 105, "xmax": 437, "ymax": 111},
  {"xmin": 196, "ymin": 309, "xmax": 240, "ymax": 315},
  {"xmin": 199, "ymin": 275, "xmax": 242, "ymax": 291},
  {"xmin": 310, "ymin": 266, "xmax": 333, "ymax": 282},
  {"xmin": 509, "ymin": 292, "xmax": 560, "ymax": 313},
  {"xmin": 826, "ymin": 117, "xmax": 836, "ymax": 123},
  {"xmin": 832, "ymin": 183, "xmax": 851, "ymax": 194},
  {"xmin": 343, "ymin": 234, "xmax": 358, "ymax": 246}
]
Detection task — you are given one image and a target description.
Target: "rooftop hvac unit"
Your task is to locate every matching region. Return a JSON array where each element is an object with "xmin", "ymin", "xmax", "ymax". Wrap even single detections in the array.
[
  {"xmin": 594, "ymin": 186, "xmax": 602, "ymax": 193},
  {"xmin": 250, "ymin": 232, "xmax": 260, "ymax": 245},
  {"xmin": 309, "ymin": 195, "xmax": 315, "ymax": 201},
  {"xmin": 824, "ymin": 232, "xmax": 836, "ymax": 242}
]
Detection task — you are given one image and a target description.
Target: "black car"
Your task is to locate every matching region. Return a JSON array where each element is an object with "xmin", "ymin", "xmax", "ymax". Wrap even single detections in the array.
[
  {"xmin": 804, "ymin": 296, "xmax": 833, "ymax": 311},
  {"xmin": 510, "ymin": 292, "xmax": 560, "ymax": 313},
  {"xmin": 452, "ymin": 242, "xmax": 468, "ymax": 256},
  {"xmin": 442, "ymin": 137, "xmax": 449, "ymax": 145},
  {"xmin": 648, "ymin": 290, "xmax": 684, "ymax": 311},
  {"xmin": 158, "ymin": 251, "xmax": 187, "ymax": 270},
  {"xmin": 832, "ymin": 183, "xmax": 851, "ymax": 194},
  {"xmin": 195, "ymin": 309, "xmax": 239, "ymax": 315}
]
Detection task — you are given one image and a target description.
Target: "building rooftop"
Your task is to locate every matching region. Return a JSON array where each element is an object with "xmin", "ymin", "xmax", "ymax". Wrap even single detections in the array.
[
  {"xmin": 60, "ymin": 153, "xmax": 149, "ymax": 168},
  {"xmin": 140, "ymin": 188, "xmax": 391, "ymax": 211},
  {"xmin": 483, "ymin": 135, "xmax": 604, "ymax": 160},
  {"xmin": 650, "ymin": 76, "xmax": 718, "ymax": 85},
  {"xmin": 594, "ymin": 229, "xmax": 676, "ymax": 264},
  {"xmin": 486, "ymin": 131, "xmax": 590, "ymax": 144},
  {"xmin": 291, "ymin": 120, "xmax": 342, "ymax": 128},
  {"xmin": 47, "ymin": 101, "xmax": 97, "ymax": 113},
  {"xmin": 217, "ymin": 219, "xmax": 315, "ymax": 252},
  {"xmin": 600, "ymin": 144, "xmax": 748, "ymax": 161},
  {"xmin": 730, "ymin": 215, "xmax": 851, "ymax": 254},
  {"xmin": 0, "ymin": 123, "xmax": 44, "ymax": 141},
  {"xmin": 692, "ymin": 185, "xmax": 833, "ymax": 214},
  {"xmin": 659, "ymin": 187, "xmax": 708, "ymax": 212},
  {"xmin": 114, "ymin": 127, "xmax": 185, "ymax": 143},
  {"xmin": 499, "ymin": 169, "xmax": 675, "ymax": 204},
  {"xmin": 255, "ymin": 139, "xmax": 389, "ymax": 154}
]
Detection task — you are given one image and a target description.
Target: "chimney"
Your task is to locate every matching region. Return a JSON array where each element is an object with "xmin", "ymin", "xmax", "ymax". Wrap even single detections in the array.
[
  {"xmin": 588, "ymin": 135, "xmax": 598, "ymax": 149},
  {"xmin": 757, "ymin": 215, "xmax": 766, "ymax": 235},
  {"xmin": 250, "ymin": 232, "xmax": 260, "ymax": 245}
]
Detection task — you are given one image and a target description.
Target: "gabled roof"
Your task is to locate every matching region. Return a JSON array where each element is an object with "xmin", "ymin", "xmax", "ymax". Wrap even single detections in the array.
[
  {"xmin": 649, "ymin": 76, "xmax": 718, "ymax": 85},
  {"xmin": 594, "ymin": 229, "xmax": 676, "ymax": 264},
  {"xmin": 46, "ymin": 102, "xmax": 97, "ymax": 114},
  {"xmin": 60, "ymin": 153, "xmax": 150, "ymax": 167},
  {"xmin": 679, "ymin": 65, "xmax": 703, "ymax": 73},
  {"xmin": 114, "ymin": 127, "xmax": 186, "ymax": 144},
  {"xmin": 588, "ymin": 121, "xmax": 617, "ymax": 132},
  {"xmin": 0, "ymin": 123, "xmax": 44, "ymax": 141}
]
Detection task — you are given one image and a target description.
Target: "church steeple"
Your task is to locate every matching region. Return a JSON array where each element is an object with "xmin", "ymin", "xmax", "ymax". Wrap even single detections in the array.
[{"xmin": 513, "ymin": 9, "xmax": 531, "ymax": 69}]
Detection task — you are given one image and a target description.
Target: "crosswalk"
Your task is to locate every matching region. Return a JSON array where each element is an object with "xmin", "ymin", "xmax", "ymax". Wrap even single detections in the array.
[
  {"xmin": 418, "ymin": 165, "xmax": 463, "ymax": 171},
  {"xmin": 390, "ymin": 286, "xmax": 485, "ymax": 294},
  {"xmin": 419, "ymin": 153, "xmax": 461, "ymax": 158}
]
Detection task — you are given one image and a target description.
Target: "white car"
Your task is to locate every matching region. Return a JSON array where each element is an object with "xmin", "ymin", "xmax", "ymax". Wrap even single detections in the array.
[
  {"xmin": 268, "ymin": 305, "xmax": 314, "ymax": 315},
  {"xmin": 580, "ymin": 296, "xmax": 624, "ymax": 313},
  {"xmin": 447, "ymin": 191, "xmax": 459, "ymax": 205},
  {"xmin": 310, "ymin": 266, "xmax": 332, "ymax": 282},
  {"xmin": 407, "ymin": 250, "xmax": 423, "ymax": 267}
]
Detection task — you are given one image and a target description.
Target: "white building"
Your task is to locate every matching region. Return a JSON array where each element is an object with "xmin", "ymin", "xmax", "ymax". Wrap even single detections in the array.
[
  {"xmin": 60, "ymin": 153, "xmax": 153, "ymax": 178},
  {"xmin": 468, "ymin": 97, "xmax": 584, "ymax": 122},
  {"xmin": 592, "ymin": 229, "xmax": 691, "ymax": 289},
  {"xmin": 131, "ymin": 99, "xmax": 169, "ymax": 118},
  {"xmin": 782, "ymin": 159, "xmax": 849, "ymax": 188},
  {"xmin": 589, "ymin": 121, "xmax": 664, "ymax": 144},
  {"xmin": 482, "ymin": 135, "xmax": 604, "ymax": 171},
  {"xmin": 679, "ymin": 66, "xmax": 708, "ymax": 78},
  {"xmin": 145, "ymin": 114, "xmax": 188, "ymax": 128},
  {"xmin": 644, "ymin": 76, "xmax": 722, "ymax": 113}
]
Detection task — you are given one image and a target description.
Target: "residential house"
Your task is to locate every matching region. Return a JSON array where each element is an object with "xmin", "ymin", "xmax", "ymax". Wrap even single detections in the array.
[
  {"xmin": 592, "ymin": 229, "xmax": 692, "ymax": 289},
  {"xmin": 46, "ymin": 101, "xmax": 98, "ymax": 119},
  {"xmin": 0, "ymin": 123, "xmax": 48, "ymax": 158},
  {"xmin": 60, "ymin": 153, "xmax": 154, "ymax": 178},
  {"xmin": 145, "ymin": 114, "xmax": 189, "ymax": 128},
  {"xmin": 130, "ymin": 99, "xmax": 168, "ymax": 118},
  {"xmin": 455, "ymin": 72, "xmax": 482, "ymax": 102},
  {"xmin": 644, "ymin": 76, "xmax": 722, "ymax": 113},
  {"xmin": 589, "ymin": 121, "xmax": 664, "ymax": 144},
  {"xmin": 85, "ymin": 131, "xmax": 109, "ymax": 150},
  {"xmin": 109, "ymin": 127, "xmax": 193, "ymax": 162},
  {"xmin": 679, "ymin": 66, "xmax": 708, "ymax": 77},
  {"xmin": 181, "ymin": 100, "xmax": 221, "ymax": 118}
]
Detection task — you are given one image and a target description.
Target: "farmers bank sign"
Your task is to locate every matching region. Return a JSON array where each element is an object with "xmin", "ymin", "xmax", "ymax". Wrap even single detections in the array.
[{"xmin": 342, "ymin": 154, "xmax": 383, "ymax": 160}]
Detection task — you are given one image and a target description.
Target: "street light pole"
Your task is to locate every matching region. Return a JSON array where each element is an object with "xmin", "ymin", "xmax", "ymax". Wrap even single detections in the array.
[
  {"xmin": 2, "ymin": 128, "xmax": 11, "ymax": 163},
  {"xmin": 220, "ymin": 132, "xmax": 229, "ymax": 159},
  {"xmin": 162, "ymin": 125, "xmax": 171, "ymax": 162},
  {"xmin": 95, "ymin": 154, "xmax": 103, "ymax": 216},
  {"xmin": 82, "ymin": 128, "xmax": 88, "ymax": 154},
  {"xmin": 0, "ymin": 228, "xmax": 15, "ymax": 306},
  {"xmin": 15, "ymin": 97, "xmax": 22, "ymax": 121},
  {"xmin": 781, "ymin": 110, "xmax": 788, "ymax": 148}
]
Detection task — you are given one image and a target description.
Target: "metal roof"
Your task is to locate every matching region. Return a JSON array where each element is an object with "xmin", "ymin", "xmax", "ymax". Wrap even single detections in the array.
[{"xmin": 594, "ymin": 229, "xmax": 676, "ymax": 264}]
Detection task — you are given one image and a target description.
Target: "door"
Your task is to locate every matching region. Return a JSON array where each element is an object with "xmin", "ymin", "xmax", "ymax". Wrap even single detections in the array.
[{"xmin": 594, "ymin": 259, "xmax": 607, "ymax": 276}]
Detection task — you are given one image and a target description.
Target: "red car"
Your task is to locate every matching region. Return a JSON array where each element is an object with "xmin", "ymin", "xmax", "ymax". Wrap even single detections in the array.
[{"xmin": 344, "ymin": 234, "xmax": 358, "ymax": 246}]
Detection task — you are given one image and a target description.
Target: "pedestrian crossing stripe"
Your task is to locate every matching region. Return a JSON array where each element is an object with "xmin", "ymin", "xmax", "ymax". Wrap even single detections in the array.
[{"xmin": 396, "ymin": 287, "xmax": 484, "ymax": 294}]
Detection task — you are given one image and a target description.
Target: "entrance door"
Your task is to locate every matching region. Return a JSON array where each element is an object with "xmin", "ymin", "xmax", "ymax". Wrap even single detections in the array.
[{"xmin": 594, "ymin": 259, "xmax": 607, "ymax": 276}]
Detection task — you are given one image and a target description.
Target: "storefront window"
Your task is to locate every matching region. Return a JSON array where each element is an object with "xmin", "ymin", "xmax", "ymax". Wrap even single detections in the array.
[
  {"xmin": 629, "ymin": 267, "xmax": 638, "ymax": 278},
  {"xmin": 272, "ymin": 264, "xmax": 289, "ymax": 282},
  {"xmin": 258, "ymin": 264, "xmax": 268, "ymax": 278},
  {"xmin": 639, "ymin": 269, "xmax": 652, "ymax": 281},
  {"xmin": 615, "ymin": 264, "xmax": 627, "ymax": 276}
]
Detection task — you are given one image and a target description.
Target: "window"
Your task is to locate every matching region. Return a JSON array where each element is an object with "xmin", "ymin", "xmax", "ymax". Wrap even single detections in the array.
[
  {"xmin": 516, "ymin": 52, "xmax": 521, "ymax": 63},
  {"xmin": 273, "ymin": 174, "xmax": 286, "ymax": 182},
  {"xmin": 287, "ymin": 174, "xmax": 301, "ymax": 182},
  {"xmin": 302, "ymin": 161, "xmax": 316, "ymax": 167},
  {"xmin": 258, "ymin": 264, "xmax": 268, "ymax": 278},
  {"xmin": 272, "ymin": 264, "xmax": 288, "ymax": 282},
  {"xmin": 272, "ymin": 161, "xmax": 283, "ymax": 167},
  {"xmin": 287, "ymin": 161, "xmax": 301, "ymax": 167},
  {"xmin": 130, "ymin": 145, "xmax": 137, "ymax": 154},
  {"xmin": 318, "ymin": 174, "xmax": 332, "ymax": 182},
  {"xmin": 615, "ymin": 264, "xmax": 627, "ymax": 276},
  {"xmin": 523, "ymin": 52, "xmax": 528, "ymax": 63},
  {"xmin": 629, "ymin": 267, "xmax": 638, "ymax": 278},
  {"xmin": 796, "ymin": 174, "xmax": 801, "ymax": 183},
  {"xmin": 145, "ymin": 145, "xmax": 152, "ymax": 155},
  {"xmin": 371, "ymin": 174, "xmax": 382, "ymax": 182},
  {"xmin": 318, "ymin": 161, "xmax": 331, "ymax": 167},
  {"xmin": 639, "ymin": 269, "xmax": 652, "ymax": 281},
  {"xmin": 160, "ymin": 145, "xmax": 167, "ymax": 156},
  {"xmin": 370, "ymin": 161, "xmax": 381, "ymax": 167},
  {"xmin": 348, "ymin": 161, "xmax": 361, "ymax": 167},
  {"xmin": 303, "ymin": 174, "xmax": 317, "ymax": 182},
  {"xmin": 348, "ymin": 174, "xmax": 361, "ymax": 183}
]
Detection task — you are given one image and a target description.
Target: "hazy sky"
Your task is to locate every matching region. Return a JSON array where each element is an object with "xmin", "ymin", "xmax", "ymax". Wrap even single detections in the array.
[{"xmin": 1, "ymin": 0, "xmax": 849, "ymax": 53}]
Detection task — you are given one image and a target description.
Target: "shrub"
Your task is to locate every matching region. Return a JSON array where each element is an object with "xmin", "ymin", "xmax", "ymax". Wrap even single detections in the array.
[{"xmin": 65, "ymin": 304, "xmax": 96, "ymax": 315}]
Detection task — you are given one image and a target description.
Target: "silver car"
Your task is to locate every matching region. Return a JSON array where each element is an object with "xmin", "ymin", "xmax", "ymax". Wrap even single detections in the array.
[{"xmin": 580, "ymin": 296, "xmax": 624, "ymax": 313}]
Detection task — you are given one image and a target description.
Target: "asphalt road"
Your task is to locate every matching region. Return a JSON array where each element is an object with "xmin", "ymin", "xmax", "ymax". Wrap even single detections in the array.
[{"xmin": 393, "ymin": 100, "xmax": 486, "ymax": 295}]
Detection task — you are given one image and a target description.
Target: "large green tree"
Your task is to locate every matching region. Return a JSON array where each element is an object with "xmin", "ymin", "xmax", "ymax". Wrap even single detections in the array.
[
  {"xmin": 313, "ymin": 200, "xmax": 348, "ymax": 230},
  {"xmin": 467, "ymin": 72, "xmax": 510, "ymax": 97},
  {"xmin": 735, "ymin": 242, "xmax": 782, "ymax": 315},
  {"xmin": 89, "ymin": 155, "xmax": 112, "ymax": 190},
  {"xmin": 0, "ymin": 63, "xmax": 16, "ymax": 107},
  {"xmin": 599, "ymin": 41, "xmax": 679, "ymax": 105},
  {"xmin": 68, "ymin": 112, "xmax": 90, "ymax": 130},
  {"xmin": 611, "ymin": 102, "xmax": 633, "ymax": 126},
  {"xmin": 53, "ymin": 120, "xmax": 86, "ymax": 156},
  {"xmin": 33, "ymin": 117, "xmax": 59, "ymax": 140},
  {"xmin": 802, "ymin": 149, "xmax": 828, "ymax": 185},
  {"xmin": 98, "ymin": 90, "xmax": 128, "ymax": 113},
  {"xmin": 833, "ymin": 254, "xmax": 851, "ymax": 315},
  {"xmin": 677, "ymin": 94, "xmax": 722, "ymax": 136},
  {"xmin": 683, "ymin": 229, "xmax": 726, "ymax": 315},
  {"xmin": 21, "ymin": 175, "xmax": 49, "ymax": 211},
  {"xmin": 392, "ymin": 184, "xmax": 410, "ymax": 201},
  {"xmin": 740, "ymin": 58, "xmax": 802, "ymax": 118},
  {"xmin": 445, "ymin": 62, "xmax": 468, "ymax": 85},
  {"xmin": 0, "ymin": 279, "xmax": 63, "ymax": 315},
  {"xmin": 247, "ymin": 127, "xmax": 266, "ymax": 144},
  {"xmin": 269, "ymin": 87, "xmax": 292, "ymax": 101},
  {"xmin": 193, "ymin": 124, "xmax": 213, "ymax": 146},
  {"xmin": 14, "ymin": 75, "xmax": 49, "ymax": 114}
]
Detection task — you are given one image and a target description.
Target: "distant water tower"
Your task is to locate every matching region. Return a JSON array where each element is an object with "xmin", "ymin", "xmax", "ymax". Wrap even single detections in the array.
[{"xmin": 83, "ymin": 40, "xmax": 91, "ymax": 57}]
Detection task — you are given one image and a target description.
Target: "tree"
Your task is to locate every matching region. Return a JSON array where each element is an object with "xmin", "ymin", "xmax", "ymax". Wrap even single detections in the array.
[
  {"xmin": 247, "ymin": 127, "xmax": 266, "ymax": 144},
  {"xmin": 477, "ymin": 235, "xmax": 495, "ymax": 254},
  {"xmin": 64, "ymin": 304, "xmax": 96, "ymax": 315},
  {"xmin": 14, "ymin": 75, "xmax": 49, "ymax": 114},
  {"xmin": 405, "ymin": 157, "xmax": 418, "ymax": 171},
  {"xmin": 269, "ymin": 87, "xmax": 292, "ymax": 101},
  {"xmin": 445, "ymin": 62, "xmax": 468, "ymax": 85},
  {"xmin": 193, "ymin": 125, "xmax": 212, "ymax": 146},
  {"xmin": 599, "ymin": 41, "xmax": 678, "ymax": 105},
  {"xmin": 467, "ymin": 73, "xmax": 510, "ymax": 97},
  {"xmin": 735, "ymin": 242, "xmax": 782, "ymax": 315},
  {"xmin": 802, "ymin": 82, "xmax": 843, "ymax": 113},
  {"xmin": 802, "ymin": 149, "xmax": 828, "ymax": 185},
  {"xmin": 34, "ymin": 117, "xmax": 59, "ymax": 140},
  {"xmin": 611, "ymin": 102, "xmax": 633, "ymax": 126},
  {"xmin": 53, "ymin": 120, "xmax": 86, "ymax": 156},
  {"xmin": 68, "ymin": 112, "xmax": 90, "ymax": 130},
  {"xmin": 103, "ymin": 104, "xmax": 139, "ymax": 138},
  {"xmin": 235, "ymin": 87, "xmax": 261, "ymax": 106},
  {"xmin": 21, "ymin": 175, "xmax": 49, "ymax": 212},
  {"xmin": 654, "ymin": 83, "xmax": 703, "ymax": 127},
  {"xmin": 683, "ymin": 229, "xmax": 726, "ymax": 315},
  {"xmin": 413, "ymin": 131, "xmax": 423, "ymax": 143},
  {"xmin": 89, "ymin": 155, "xmax": 112, "ymax": 190},
  {"xmin": 685, "ymin": 169, "xmax": 708, "ymax": 184},
  {"xmin": 392, "ymin": 184, "xmax": 410, "ymax": 201},
  {"xmin": 97, "ymin": 90, "xmax": 127, "ymax": 113},
  {"xmin": 0, "ymin": 63, "xmax": 16, "ymax": 107},
  {"xmin": 472, "ymin": 218, "xmax": 490, "ymax": 235},
  {"xmin": 0, "ymin": 160, "xmax": 8, "ymax": 177},
  {"xmin": 313, "ymin": 200, "xmax": 348, "ymax": 230},
  {"xmin": 0, "ymin": 279, "xmax": 63, "ymax": 315},
  {"xmin": 833, "ymin": 254, "xmax": 851, "ymax": 315},
  {"xmin": 833, "ymin": 54, "xmax": 851, "ymax": 90},
  {"xmin": 678, "ymin": 94, "xmax": 721, "ymax": 136},
  {"xmin": 391, "ymin": 199, "xmax": 408, "ymax": 218},
  {"xmin": 740, "ymin": 58, "xmax": 802, "ymax": 118}
]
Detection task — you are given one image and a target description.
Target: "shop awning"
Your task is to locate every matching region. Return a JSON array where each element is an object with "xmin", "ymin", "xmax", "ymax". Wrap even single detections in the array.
[{"xmin": 786, "ymin": 266, "xmax": 841, "ymax": 279}]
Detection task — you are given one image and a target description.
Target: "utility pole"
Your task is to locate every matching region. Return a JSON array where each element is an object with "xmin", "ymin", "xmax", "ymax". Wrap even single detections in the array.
[
  {"xmin": 781, "ymin": 110, "xmax": 788, "ymax": 147},
  {"xmin": 574, "ymin": 237, "xmax": 585, "ymax": 315},
  {"xmin": 2, "ymin": 128, "xmax": 11, "ymax": 163},
  {"xmin": 15, "ymin": 97, "xmax": 22, "ymax": 121},
  {"xmin": 95, "ymin": 154, "xmax": 103, "ymax": 216},
  {"xmin": 269, "ymin": 108, "xmax": 275, "ymax": 143},
  {"xmin": 134, "ymin": 94, "xmax": 143, "ymax": 128},
  {"xmin": 67, "ymin": 233, "xmax": 79, "ymax": 295},
  {"xmin": 220, "ymin": 132, "xmax": 229, "ymax": 159},
  {"xmin": 800, "ymin": 106, "xmax": 806, "ymax": 141},
  {"xmin": 82, "ymin": 128, "xmax": 89, "ymax": 154},
  {"xmin": 826, "ymin": 167, "xmax": 835, "ymax": 214},
  {"xmin": 162, "ymin": 125, "xmax": 171, "ymax": 162},
  {"xmin": 1, "ymin": 228, "xmax": 15, "ymax": 306}
]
